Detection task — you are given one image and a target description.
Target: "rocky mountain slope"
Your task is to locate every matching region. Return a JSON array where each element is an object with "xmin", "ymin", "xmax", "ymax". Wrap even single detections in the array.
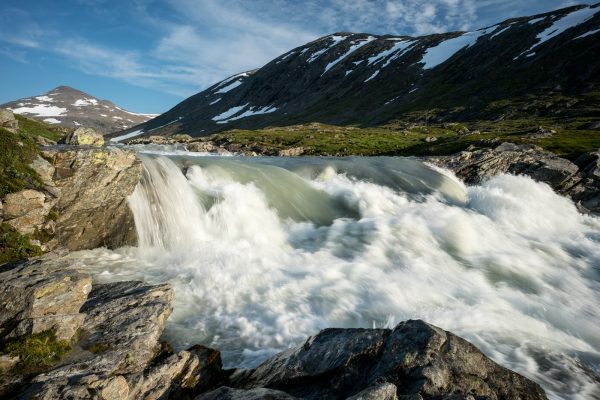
[
  {"xmin": 111, "ymin": 3, "xmax": 600, "ymax": 141},
  {"xmin": 1, "ymin": 86, "xmax": 157, "ymax": 135}
]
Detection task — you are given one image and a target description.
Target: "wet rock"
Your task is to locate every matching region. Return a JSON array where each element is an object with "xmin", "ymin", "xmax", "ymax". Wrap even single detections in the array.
[
  {"xmin": 64, "ymin": 127, "xmax": 104, "ymax": 146},
  {"xmin": 197, "ymin": 387, "xmax": 300, "ymax": 400},
  {"xmin": 228, "ymin": 320, "xmax": 547, "ymax": 400},
  {"xmin": 0, "ymin": 109, "xmax": 18, "ymax": 133},
  {"xmin": 188, "ymin": 141, "xmax": 217, "ymax": 152},
  {"xmin": 0, "ymin": 256, "xmax": 92, "ymax": 341},
  {"xmin": 427, "ymin": 143, "xmax": 600, "ymax": 214},
  {"xmin": 43, "ymin": 147, "xmax": 141, "ymax": 250}
]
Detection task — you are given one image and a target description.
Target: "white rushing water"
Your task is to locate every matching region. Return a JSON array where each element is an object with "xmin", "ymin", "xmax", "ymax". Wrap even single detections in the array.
[{"xmin": 71, "ymin": 153, "xmax": 600, "ymax": 399}]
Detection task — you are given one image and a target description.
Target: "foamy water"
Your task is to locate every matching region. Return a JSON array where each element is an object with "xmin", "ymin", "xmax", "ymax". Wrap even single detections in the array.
[{"xmin": 70, "ymin": 154, "xmax": 600, "ymax": 399}]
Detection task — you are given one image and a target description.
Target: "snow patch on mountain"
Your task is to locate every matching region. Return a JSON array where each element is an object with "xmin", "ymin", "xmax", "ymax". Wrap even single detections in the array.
[
  {"xmin": 420, "ymin": 31, "xmax": 484, "ymax": 69},
  {"xmin": 490, "ymin": 24, "xmax": 514, "ymax": 39},
  {"xmin": 212, "ymin": 104, "xmax": 249, "ymax": 122},
  {"xmin": 523, "ymin": 6, "xmax": 598, "ymax": 53},
  {"xmin": 110, "ymin": 129, "xmax": 145, "ymax": 143},
  {"xmin": 574, "ymin": 27, "xmax": 600, "ymax": 39},
  {"xmin": 307, "ymin": 34, "xmax": 346, "ymax": 63},
  {"xmin": 43, "ymin": 118, "xmax": 61, "ymax": 124},
  {"xmin": 73, "ymin": 98, "xmax": 99, "ymax": 107},
  {"xmin": 9, "ymin": 104, "xmax": 67, "ymax": 117},
  {"xmin": 35, "ymin": 96, "xmax": 54, "ymax": 102},
  {"xmin": 216, "ymin": 80, "xmax": 243, "ymax": 94},
  {"xmin": 367, "ymin": 40, "xmax": 414, "ymax": 66},
  {"xmin": 323, "ymin": 36, "xmax": 375, "ymax": 74},
  {"xmin": 528, "ymin": 17, "xmax": 547, "ymax": 25},
  {"xmin": 365, "ymin": 70, "xmax": 379, "ymax": 82},
  {"xmin": 218, "ymin": 105, "xmax": 277, "ymax": 124}
]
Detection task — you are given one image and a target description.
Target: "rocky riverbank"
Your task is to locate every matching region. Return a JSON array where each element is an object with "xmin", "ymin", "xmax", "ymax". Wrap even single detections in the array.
[
  {"xmin": 0, "ymin": 254, "xmax": 548, "ymax": 400},
  {"xmin": 426, "ymin": 142, "xmax": 600, "ymax": 214},
  {"xmin": 4, "ymin": 109, "xmax": 599, "ymax": 399}
]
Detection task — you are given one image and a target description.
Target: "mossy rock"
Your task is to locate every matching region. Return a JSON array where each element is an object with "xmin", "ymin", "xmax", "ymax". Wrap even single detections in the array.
[
  {"xmin": 0, "ymin": 223, "xmax": 42, "ymax": 265},
  {"xmin": 2, "ymin": 330, "xmax": 71, "ymax": 374}
]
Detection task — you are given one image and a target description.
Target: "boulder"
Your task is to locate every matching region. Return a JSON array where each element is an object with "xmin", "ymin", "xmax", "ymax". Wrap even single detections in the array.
[
  {"xmin": 21, "ymin": 280, "xmax": 174, "ymax": 399},
  {"xmin": 128, "ymin": 345, "xmax": 224, "ymax": 400},
  {"xmin": 0, "ymin": 255, "xmax": 92, "ymax": 340},
  {"xmin": 0, "ymin": 109, "xmax": 18, "ymax": 133},
  {"xmin": 188, "ymin": 141, "xmax": 217, "ymax": 153},
  {"xmin": 427, "ymin": 143, "xmax": 600, "ymax": 214},
  {"xmin": 227, "ymin": 320, "xmax": 547, "ymax": 400},
  {"xmin": 278, "ymin": 147, "xmax": 305, "ymax": 157},
  {"xmin": 64, "ymin": 127, "xmax": 104, "ymax": 146},
  {"xmin": 2, "ymin": 189, "xmax": 54, "ymax": 236},
  {"xmin": 43, "ymin": 147, "xmax": 142, "ymax": 250}
]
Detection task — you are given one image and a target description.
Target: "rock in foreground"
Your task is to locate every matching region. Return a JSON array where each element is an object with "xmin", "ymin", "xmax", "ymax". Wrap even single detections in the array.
[
  {"xmin": 0, "ymin": 257, "xmax": 547, "ymax": 399},
  {"xmin": 64, "ymin": 127, "xmax": 104, "ymax": 146},
  {"xmin": 213, "ymin": 320, "xmax": 547, "ymax": 400}
]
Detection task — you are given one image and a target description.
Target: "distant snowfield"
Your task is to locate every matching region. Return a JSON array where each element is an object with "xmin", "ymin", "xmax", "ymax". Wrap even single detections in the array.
[
  {"xmin": 9, "ymin": 104, "xmax": 67, "ymax": 117},
  {"xmin": 43, "ymin": 118, "xmax": 61, "ymax": 124},
  {"xmin": 73, "ymin": 98, "xmax": 99, "ymax": 107}
]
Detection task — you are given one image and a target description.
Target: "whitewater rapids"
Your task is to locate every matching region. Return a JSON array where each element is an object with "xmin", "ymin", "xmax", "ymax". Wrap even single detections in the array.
[{"xmin": 71, "ymin": 153, "xmax": 600, "ymax": 399}]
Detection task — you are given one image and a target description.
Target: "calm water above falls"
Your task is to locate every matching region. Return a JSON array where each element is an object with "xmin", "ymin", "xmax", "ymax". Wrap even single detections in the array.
[{"xmin": 70, "ymin": 151, "xmax": 600, "ymax": 399}]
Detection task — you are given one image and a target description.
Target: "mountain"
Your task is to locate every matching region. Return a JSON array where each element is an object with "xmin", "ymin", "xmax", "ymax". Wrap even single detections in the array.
[
  {"xmin": 1, "ymin": 86, "xmax": 158, "ymax": 135},
  {"xmin": 111, "ymin": 4, "xmax": 600, "ymax": 141}
]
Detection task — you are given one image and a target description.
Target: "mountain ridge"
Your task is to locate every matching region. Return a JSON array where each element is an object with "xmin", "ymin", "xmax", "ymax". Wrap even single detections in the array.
[
  {"xmin": 108, "ymin": 3, "xmax": 600, "ymax": 141},
  {"xmin": 1, "ymin": 86, "xmax": 158, "ymax": 135}
]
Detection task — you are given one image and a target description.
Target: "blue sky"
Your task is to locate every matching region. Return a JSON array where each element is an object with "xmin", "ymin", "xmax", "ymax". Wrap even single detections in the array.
[{"xmin": 0, "ymin": 0, "xmax": 580, "ymax": 113}]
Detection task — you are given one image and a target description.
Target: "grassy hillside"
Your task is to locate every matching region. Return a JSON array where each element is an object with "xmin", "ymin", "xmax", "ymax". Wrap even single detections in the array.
[{"xmin": 207, "ymin": 114, "xmax": 600, "ymax": 159}]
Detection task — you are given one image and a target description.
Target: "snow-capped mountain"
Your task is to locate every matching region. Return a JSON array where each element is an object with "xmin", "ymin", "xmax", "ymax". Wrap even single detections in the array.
[
  {"xmin": 112, "ymin": 4, "xmax": 600, "ymax": 141},
  {"xmin": 1, "ymin": 86, "xmax": 158, "ymax": 134}
]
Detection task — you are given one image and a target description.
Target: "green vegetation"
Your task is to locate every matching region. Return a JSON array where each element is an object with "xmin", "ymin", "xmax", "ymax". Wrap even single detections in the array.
[
  {"xmin": 0, "ymin": 128, "xmax": 43, "ymax": 197},
  {"xmin": 210, "ymin": 115, "xmax": 599, "ymax": 160},
  {"xmin": 0, "ymin": 223, "xmax": 42, "ymax": 265},
  {"xmin": 2, "ymin": 330, "xmax": 71, "ymax": 373},
  {"xmin": 14, "ymin": 114, "xmax": 64, "ymax": 142}
]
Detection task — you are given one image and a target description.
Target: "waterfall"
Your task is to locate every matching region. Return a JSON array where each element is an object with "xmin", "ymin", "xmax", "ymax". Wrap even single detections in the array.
[{"xmin": 75, "ymin": 153, "xmax": 600, "ymax": 400}]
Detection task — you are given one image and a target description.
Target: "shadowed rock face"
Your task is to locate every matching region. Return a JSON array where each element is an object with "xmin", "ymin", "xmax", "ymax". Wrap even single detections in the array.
[{"xmin": 217, "ymin": 320, "xmax": 547, "ymax": 400}]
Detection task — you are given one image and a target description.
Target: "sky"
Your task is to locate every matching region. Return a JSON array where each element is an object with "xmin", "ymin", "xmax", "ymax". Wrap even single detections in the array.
[{"xmin": 0, "ymin": 0, "xmax": 581, "ymax": 113}]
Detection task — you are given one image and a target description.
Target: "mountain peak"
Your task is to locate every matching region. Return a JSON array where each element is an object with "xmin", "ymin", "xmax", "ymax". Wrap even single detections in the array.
[{"xmin": 1, "ymin": 86, "xmax": 156, "ymax": 134}]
